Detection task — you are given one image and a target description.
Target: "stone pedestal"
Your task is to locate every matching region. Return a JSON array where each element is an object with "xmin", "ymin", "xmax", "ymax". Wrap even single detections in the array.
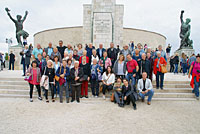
[
  {"xmin": 175, "ymin": 48, "xmax": 195, "ymax": 57},
  {"xmin": 9, "ymin": 46, "xmax": 23, "ymax": 70}
]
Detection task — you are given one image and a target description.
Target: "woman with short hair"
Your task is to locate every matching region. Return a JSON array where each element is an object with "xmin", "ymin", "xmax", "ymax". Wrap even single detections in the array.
[
  {"xmin": 42, "ymin": 60, "xmax": 55, "ymax": 103},
  {"xmin": 26, "ymin": 60, "xmax": 42, "ymax": 102}
]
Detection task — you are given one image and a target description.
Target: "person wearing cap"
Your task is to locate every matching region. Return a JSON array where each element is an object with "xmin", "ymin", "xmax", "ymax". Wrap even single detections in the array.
[
  {"xmin": 120, "ymin": 44, "xmax": 132, "ymax": 61},
  {"xmin": 188, "ymin": 54, "xmax": 200, "ymax": 100},
  {"xmin": 153, "ymin": 51, "xmax": 167, "ymax": 89}
]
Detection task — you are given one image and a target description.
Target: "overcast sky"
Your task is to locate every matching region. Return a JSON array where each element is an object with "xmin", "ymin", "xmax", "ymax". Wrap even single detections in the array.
[{"xmin": 0, "ymin": 0, "xmax": 199, "ymax": 54}]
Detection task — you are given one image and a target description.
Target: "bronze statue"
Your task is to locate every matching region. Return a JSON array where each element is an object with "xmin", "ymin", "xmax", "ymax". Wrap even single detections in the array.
[
  {"xmin": 5, "ymin": 7, "xmax": 29, "ymax": 46},
  {"xmin": 179, "ymin": 10, "xmax": 193, "ymax": 49}
]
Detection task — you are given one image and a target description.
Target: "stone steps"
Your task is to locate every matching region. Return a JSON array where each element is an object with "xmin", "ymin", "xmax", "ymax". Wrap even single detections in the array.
[{"xmin": 0, "ymin": 74, "xmax": 195, "ymax": 101}]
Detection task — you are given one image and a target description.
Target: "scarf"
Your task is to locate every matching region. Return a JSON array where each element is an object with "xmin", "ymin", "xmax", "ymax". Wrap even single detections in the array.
[
  {"xmin": 101, "ymin": 57, "xmax": 107, "ymax": 65},
  {"xmin": 156, "ymin": 57, "xmax": 160, "ymax": 68}
]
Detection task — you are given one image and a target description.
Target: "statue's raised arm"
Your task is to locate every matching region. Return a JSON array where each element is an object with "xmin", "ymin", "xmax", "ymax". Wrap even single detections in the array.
[
  {"xmin": 22, "ymin": 11, "xmax": 28, "ymax": 23},
  {"xmin": 5, "ymin": 7, "xmax": 16, "ymax": 23},
  {"xmin": 180, "ymin": 10, "xmax": 184, "ymax": 24}
]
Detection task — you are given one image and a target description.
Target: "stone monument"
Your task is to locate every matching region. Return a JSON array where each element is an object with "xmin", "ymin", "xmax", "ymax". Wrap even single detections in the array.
[
  {"xmin": 5, "ymin": 8, "xmax": 29, "ymax": 70},
  {"xmin": 175, "ymin": 10, "xmax": 195, "ymax": 57},
  {"xmin": 83, "ymin": 0, "xmax": 124, "ymax": 48}
]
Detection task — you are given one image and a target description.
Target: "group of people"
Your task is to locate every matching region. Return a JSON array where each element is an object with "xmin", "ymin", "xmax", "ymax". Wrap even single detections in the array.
[
  {"xmin": 169, "ymin": 53, "xmax": 196, "ymax": 75},
  {"xmin": 21, "ymin": 40, "xmax": 171, "ymax": 110}
]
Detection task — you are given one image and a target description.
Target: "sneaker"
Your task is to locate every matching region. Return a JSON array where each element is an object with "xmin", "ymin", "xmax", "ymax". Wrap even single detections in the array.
[
  {"xmin": 71, "ymin": 100, "xmax": 75, "ymax": 103},
  {"xmin": 103, "ymin": 95, "xmax": 106, "ymax": 100},
  {"xmin": 77, "ymin": 100, "xmax": 80, "ymax": 103},
  {"xmin": 95, "ymin": 96, "xmax": 98, "ymax": 98},
  {"xmin": 30, "ymin": 98, "xmax": 33, "ymax": 102},
  {"xmin": 38, "ymin": 97, "xmax": 42, "ymax": 101}
]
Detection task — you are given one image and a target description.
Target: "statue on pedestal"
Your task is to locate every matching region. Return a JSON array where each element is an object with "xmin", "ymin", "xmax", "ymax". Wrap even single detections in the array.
[
  {"xmin": 179, "ymin": 10, "xmax": 193, "ymax": 49},
  {"xmin": 5, "ymin": 7, "xmax": 29, "ymax": 47}
]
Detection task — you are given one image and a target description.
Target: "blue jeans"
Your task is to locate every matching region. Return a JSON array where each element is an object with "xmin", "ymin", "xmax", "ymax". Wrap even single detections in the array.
[
  {"xmin": 182, "ymin": 63, "xmax": 187, "ymax": 74},
  {"xmin": 194, "ymin": 77, "xmax": 200, "ymax": 97},
  {"xmin": 59, "ymin": 83, "xmax": 69, "ymax": 102},
  {"xmin": 126, "ymin": 73, "xmax": 136, "ymax": 86},
  {"xmin": 54, "ymin": 81, "xmax": 60, "ymax": 96},
  {"xmin": 139, "ymin": 89, "xmax": 154, "ymax": 102},
  {"xmin": 156, "ymin": 71, "xmax": 164, "ymax": 88},
  {"xmin": 174, "ymin": 64, "xmax": 178, "ymax": 74}
]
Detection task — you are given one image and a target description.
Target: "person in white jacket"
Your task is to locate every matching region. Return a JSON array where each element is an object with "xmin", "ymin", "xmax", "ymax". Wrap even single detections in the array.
[
  {"xmin": 102, "ymin": 66, "xmax": 115, "ymax": 99},
  {"xmin": 138, "ymin": 72, "xmax": 154, "ymax": 105}
]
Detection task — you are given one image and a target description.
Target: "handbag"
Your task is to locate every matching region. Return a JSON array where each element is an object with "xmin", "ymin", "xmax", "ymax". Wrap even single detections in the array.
[
  {"xmin": 24, "ymin": 75, "xmax": 32, "ymax": 81},
  {"xmin": 161, "ymin": 65, "xmax": 167, "ymax": 73},
  {"xmin": 110, "ymin": 93, "xmax": 115, "ymax": 102},
  {"xmin": 55, "ymin": 65, "xmax": 62, "ymax": 81},
  {"xmin": 59, "ymin": 77, "xmax": 66, "ymax": 86}
]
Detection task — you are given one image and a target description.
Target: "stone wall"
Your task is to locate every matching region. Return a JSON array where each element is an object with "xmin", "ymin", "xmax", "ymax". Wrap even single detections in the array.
[
  {"xmin": 34, "ymin": 26, "xmax": 166, "ymax": 49},
  {"xmin": 34, "ymin": 27, "xmax": 83, "ymax": 48},
  {"xmin": 123, "ymin": 28, "xmax": 166, "ymax": 50}
]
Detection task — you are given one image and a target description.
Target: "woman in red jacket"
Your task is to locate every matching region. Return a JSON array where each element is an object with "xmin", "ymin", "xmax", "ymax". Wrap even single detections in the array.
[{"xmin": 153, "ymin": 51, "xmax": 167, "ymax": 89}]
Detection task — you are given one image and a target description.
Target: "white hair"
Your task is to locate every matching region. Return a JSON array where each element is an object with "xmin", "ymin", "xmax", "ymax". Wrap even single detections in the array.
[{"xmin": 74, "ymin": 61, "xmax": 79, "ymax": 64}]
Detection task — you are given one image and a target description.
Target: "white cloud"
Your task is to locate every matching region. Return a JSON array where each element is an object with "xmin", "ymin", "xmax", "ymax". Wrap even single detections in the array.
[{"xmin": 0, "ymin": 0, "xmax": 199, "ymax": 54}]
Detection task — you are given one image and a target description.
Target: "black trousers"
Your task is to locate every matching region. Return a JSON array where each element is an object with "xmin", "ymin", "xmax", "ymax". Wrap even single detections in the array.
[
  {"xmin": 102, "ymin": 84, "xmax": 113, "ymax": 95},
  {"xmin": 29, "ymin": 83, "xmax": 41, "ymax": 98},
  {"xmin": 125, "ymin": 94, "xmax": 136, "ymax": 107},
  {"xmin": 71, "ymin": 84, "xmax": 81, "ymax": 101},
  {"xmin": 9, "ymin": 62, "xmax": 14, "ymax": 70},
  {"xmin": 170, "ymin": 64, "xmax": 174, "ymax": 72},
  {"xmin": 44, "ymin": 83, "xmax": 54, "ymax": 100}
]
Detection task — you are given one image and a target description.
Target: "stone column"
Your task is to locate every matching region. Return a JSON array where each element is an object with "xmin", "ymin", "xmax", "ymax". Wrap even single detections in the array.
[{"xmin": 9, "ymin": 46, "xmax": 23, "ymax": 70}]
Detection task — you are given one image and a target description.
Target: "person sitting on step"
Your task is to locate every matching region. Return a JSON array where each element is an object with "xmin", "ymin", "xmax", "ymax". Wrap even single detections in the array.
[{"xmin": 138, "ymin": 72, "xmax": 154, "ymax": 105}]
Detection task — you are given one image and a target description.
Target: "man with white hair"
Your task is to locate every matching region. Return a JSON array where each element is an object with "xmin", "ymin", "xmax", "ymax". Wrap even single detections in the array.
[
  {"xmin": 44, "ymin": 42, "xmax": 54, "ymax": 56},
  {"xmin": 96, "ymin": 43, "xmax": 106, "ymax": 59},
  {"xmin": 138, "ymin": 72, "xmax": 154, "ymax": 105},
  {"xmin": 137, "ymin": 53, "xmax": 151, "ymax": 79}
]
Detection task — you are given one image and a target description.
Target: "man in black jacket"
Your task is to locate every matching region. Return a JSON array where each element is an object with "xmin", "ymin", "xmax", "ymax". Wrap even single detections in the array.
[
  {"xmin": 57, "ymin": 40, "xmax": 66, "ymax": 59},
  {"xmin": 9, "ymin": 51, "xmax": 15, "ymax": 70},
  {"xmin": 137, "ymin": 53, "xmax": 151, "ymax": 79},
  {"xmin": 107, "ymin": 42, "xmax": 118, "ymax": 67}
]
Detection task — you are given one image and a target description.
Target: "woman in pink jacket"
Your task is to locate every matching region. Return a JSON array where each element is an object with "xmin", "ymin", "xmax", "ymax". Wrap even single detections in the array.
[{"xmin": 26, "ymin": 60, "xmax": 42, "ymax": 102}]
